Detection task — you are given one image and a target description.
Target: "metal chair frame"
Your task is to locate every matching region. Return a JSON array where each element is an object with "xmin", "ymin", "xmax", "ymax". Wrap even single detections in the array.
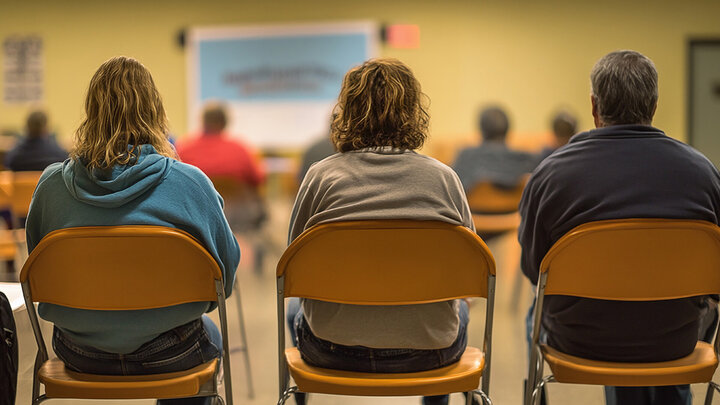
[{"xmin": 231, "ymin": 282, "xmax": 254, "ymax": 398}]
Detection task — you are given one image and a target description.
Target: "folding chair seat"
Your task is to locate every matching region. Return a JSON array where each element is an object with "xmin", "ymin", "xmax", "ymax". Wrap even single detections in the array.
[{"xmin": 276, "ymin": 220, "xmax": 497, "ymax": 405}]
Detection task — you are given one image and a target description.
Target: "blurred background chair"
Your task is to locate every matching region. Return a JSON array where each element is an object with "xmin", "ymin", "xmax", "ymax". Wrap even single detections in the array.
[
  {"xmin": 466, "ymin": 176, "xmax": 529, "ymax": 313},
  {"xmin": 210, "ymin": 176, "xmax": 269, "ymax": 274},
  {"xmin": 9, "ymin": 171, "xmax": 43, "ymax": 263},
  {"xmin": 0, "ymin": 171, "xmax": 17, "ymax": 276}
]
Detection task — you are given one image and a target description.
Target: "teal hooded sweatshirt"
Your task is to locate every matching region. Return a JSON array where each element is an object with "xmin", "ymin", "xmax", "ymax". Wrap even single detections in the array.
[{"xmin": 26, "ymin": 144, "xmax": 240, "ymax": 354}]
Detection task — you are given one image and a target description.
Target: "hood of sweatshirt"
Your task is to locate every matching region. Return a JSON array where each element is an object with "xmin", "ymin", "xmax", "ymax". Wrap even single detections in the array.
[{"xmin": 61, "ymin": 144, "xmax": 173, "ymax": 208}]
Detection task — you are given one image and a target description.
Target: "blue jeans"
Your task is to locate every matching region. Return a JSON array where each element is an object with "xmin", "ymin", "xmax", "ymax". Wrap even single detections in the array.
[
  {"xmin": 53, "ymin": 315, "xmax": 222, "ymax": 405},
  {"xmin": 287, "ymin": 299, "xmax": 470, "ymax": 405},
  {"xmin": 525, "ymin": 298, "xmax": 718, "ymax": 405}
]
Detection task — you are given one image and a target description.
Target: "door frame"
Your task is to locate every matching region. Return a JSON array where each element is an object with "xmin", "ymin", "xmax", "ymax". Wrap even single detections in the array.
[{"xmin": 687, "ymin": 38, "xmax": 720, "ymax": 147}]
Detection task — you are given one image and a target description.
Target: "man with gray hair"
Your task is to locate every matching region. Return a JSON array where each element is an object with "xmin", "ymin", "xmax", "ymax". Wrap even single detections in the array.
[{"xmin": 520, "ymin": 50, "xmax": 720, "ymax": 405}]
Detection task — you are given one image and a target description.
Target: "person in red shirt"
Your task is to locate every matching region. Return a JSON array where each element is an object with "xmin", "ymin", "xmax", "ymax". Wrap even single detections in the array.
[
  {"xmin": 178, "ymin": 104, "xmax": 268, "ymax": 271},
  {"xmin": 177, "ymin": 103, "xmax": 265, "ymax": 187}
]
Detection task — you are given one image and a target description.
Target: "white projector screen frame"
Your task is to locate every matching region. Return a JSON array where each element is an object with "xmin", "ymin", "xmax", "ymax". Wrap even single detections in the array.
[{"xmin": 186, "ymin": 21, "xmax": 378, "ymax": 150}]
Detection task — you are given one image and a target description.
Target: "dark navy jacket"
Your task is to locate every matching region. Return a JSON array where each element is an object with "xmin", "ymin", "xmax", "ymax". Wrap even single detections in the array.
[{"xmin": 519, "ymin": 125, "xmax": 720, "ymax": 362}]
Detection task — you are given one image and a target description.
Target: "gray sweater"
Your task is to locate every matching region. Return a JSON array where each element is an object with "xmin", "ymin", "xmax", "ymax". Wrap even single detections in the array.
[{"xmin": 288, "ymin": 146, "xmax": 474, "ymax": 349}]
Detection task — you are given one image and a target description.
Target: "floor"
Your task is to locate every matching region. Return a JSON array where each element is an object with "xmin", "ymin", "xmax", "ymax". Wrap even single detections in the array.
[{"xmin": 9, "ymin": 197, "xmax": 720, "ymax": 404}]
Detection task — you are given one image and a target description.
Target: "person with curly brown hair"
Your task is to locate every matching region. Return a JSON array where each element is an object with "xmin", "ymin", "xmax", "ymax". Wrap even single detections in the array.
[{"xmin": 286, "ymin": 58, "xmax": 475, "ymax": 405}]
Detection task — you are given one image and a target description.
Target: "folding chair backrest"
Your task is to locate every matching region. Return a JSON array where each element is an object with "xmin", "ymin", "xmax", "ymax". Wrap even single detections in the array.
[
  {"xmin": 19, "ymin": 226, "xmax": 222, "ymax": 309},
  {"xmin": 466, "ymin": 177, "xmax": 527, "ymax": 214},
  {"xmin": 210, "ymin": 176, "xmax": 257, "ymax": 202},
  {"xmin": 0, "ymin": 171, "xmax": 11, "ymax": 208},
  {"xmin": 540, "ymin": 219, "xmax": 720, "ymax": 300},
  {"xmin": 10, "ymin": 171, "xmax": 43, "ymax": 217},
  {"xmin": 277, "ymin": 220, "xmax": 496, "ymax": 304}
]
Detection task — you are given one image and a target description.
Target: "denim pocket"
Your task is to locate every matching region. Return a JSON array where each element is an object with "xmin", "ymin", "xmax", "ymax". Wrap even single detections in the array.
[
  {"xmin": 141, "ymin": 341, "xmax": 204, "ymax": 369},
  {"xmin": 53, "ymin": 328, "xmax": 118, "ymax": 360}
]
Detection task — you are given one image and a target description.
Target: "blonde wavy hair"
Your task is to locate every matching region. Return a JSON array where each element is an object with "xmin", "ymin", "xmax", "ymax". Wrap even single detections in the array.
[
  {"xmin": 331, "ymin": 58, "xmax": 429, "ymax": 152},
  {"xmin": 72, "ymin": 56, "xmax": 175, "ymax": 170}
]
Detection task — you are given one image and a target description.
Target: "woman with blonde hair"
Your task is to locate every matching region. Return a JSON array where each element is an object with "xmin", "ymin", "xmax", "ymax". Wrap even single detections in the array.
[
  {"xmin": 26, "ymin": 56, "xmax": 239, "ymax": 405},
  {"xmin": 287, "ymin": 58, "xmax": 475, "ymax": 405}
]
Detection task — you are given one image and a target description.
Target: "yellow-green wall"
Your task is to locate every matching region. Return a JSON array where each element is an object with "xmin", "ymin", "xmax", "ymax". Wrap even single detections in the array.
[{"xmin": 1, "ymin": 0, "xmax": 718, "ymax": 152}]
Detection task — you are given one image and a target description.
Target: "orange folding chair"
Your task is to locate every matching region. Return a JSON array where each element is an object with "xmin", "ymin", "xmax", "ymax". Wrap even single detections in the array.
[
  {"xmin": 465, "ymin": 177, "xmax": 527, "ymax": 234},
  {"xmin": 525, "ymin": 219, "xmax": 720, "ymax": 405},
  {"xmin": 276, "ymin": 220, "xmax": 497, "ymax": 405},
  {"xmin": 466, "ymin": 177, "xmax": 529, "ymax": 313},
  {"xmin": 0, "ymin": 171, "xmax": 17, "ymax": 265},
  {"xmin": 206, "ymin": 176, "xmax": 258, "ymax": 398},
  {"xmin": 20, "ymin": 226, "xmax": 235, "ymax": 405},
  {"xmin": 9, "ymin": 170, "xmax": 43, "ymax": 228},
  {"xmin": 8, "ymin": 171, "xmax": 43, "ymax": 263}
]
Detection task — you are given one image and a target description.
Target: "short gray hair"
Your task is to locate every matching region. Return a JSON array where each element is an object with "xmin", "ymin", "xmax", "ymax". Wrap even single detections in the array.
[{"xmin": 590, "ymin": 50, "xmax": 658, "ymax": 126}]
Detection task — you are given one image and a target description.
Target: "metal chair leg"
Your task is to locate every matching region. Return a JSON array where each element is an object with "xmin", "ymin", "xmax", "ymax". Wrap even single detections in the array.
[
  {"xmin": 465, "ymin": 390, "xmax": 473, "ymax": 405},
  {"xmin": 705, "ymin": 381, "xmax": 720, "ymax": 405},
  {"xmin": 531, "ymin": 375, "xmax": 554, "ymax": 405},
  {"xmin": 232, "ymin": 283, "xmax": 255, "ymax": 399},
  {"xmin": 526, "ymin": 345, "xmax": 544, "ymax": 405},
  {"xmin": 253, "ymin": 242, "xmax": 265, "ymax": 275},
  {"xmin": 32, "ymin": 394, "xmax": 48, "ymax": 405},
  {"xmin": 509, "ymin": 262, "xmax": 524, "ymax": 313},
  {"xmin": 475, "ymin": 389, "xmax": 493, "ymax": 405},
  {"xmin": 277, "ymin": 386, "xmax": 298, "ymax": 405},
  {"xmin": 31, "ymin": 354, "xmax": 42, "ymax": 401}
]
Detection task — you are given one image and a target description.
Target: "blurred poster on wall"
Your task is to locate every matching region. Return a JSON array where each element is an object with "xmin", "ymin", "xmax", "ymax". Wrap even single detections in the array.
[
  {"xmin": 3, "ymin": 36, "xmax": 43, "ymax": 104},
  {"xmin": 187, "ymin": 21, "xmax": 378, "ymax": 149}
]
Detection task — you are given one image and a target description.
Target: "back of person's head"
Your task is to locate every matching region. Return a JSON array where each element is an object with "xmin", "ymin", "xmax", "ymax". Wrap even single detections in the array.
[
  {"xmin": 202, "ymin": 102, "xmax": 228, "ymax": 134},
  {"xmin": 590, "ymin": 50, "xmax": 658, "ymax": 126},
  {"xmin": 478, "ymin": 106, "xmax": 509, "ymax": 142},
  {"xmin": 551, "ymin": 110, "xmax": 577, "ymax": 145},
  {"xmin": 26, "ymin": 110, "xmax": 48, "ymax": 139},
  {"xmin": 331, "ymin": 58, "xmax": 429, "ymax": 152},
  {"xmin": 72, "ymin": 56, "xmax": 174, "ymax": 170}
]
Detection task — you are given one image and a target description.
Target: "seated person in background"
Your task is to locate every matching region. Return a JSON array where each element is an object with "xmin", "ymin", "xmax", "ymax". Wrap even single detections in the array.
[
  {"xmin": 177, "ymin": 103, "xmax": 266, "ymax": 231},
  {"xmin": 537, "ymin": 109, "xmax": 577, "ymax": 161},
  {"xmin": 519, "ymin": 50, "xmax": 720, "ymax": 405},
  {"xmin": 287, "ymin": 58, "xmax": 475, "ymax": 405},
  {"xmin": 26, "ymin": 56, "xmax": 239, "ymax": 405},
  {"xmin": 452, "ymin": 106, "xmax": 537, "ymax": 191},
  {"xmin": 5, "ymin": 109, "xmax": 68, "ymax": 171},
  {"xmin": 177, "ymin": 103, "xmax": 265, "ymax": 188},
  {"xmin": 297, "ymin": 130, "xmax": 335, "ymax": 183}
]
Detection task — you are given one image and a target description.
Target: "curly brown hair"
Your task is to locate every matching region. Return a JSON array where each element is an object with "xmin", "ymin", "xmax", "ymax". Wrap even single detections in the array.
[
  {"xmin": 331, "ymin": 58, "xmax": 429, "ymax": 152},
  {"xmin": 72, "ymin": 56, "xmax": 175, "ymax": 170}
]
